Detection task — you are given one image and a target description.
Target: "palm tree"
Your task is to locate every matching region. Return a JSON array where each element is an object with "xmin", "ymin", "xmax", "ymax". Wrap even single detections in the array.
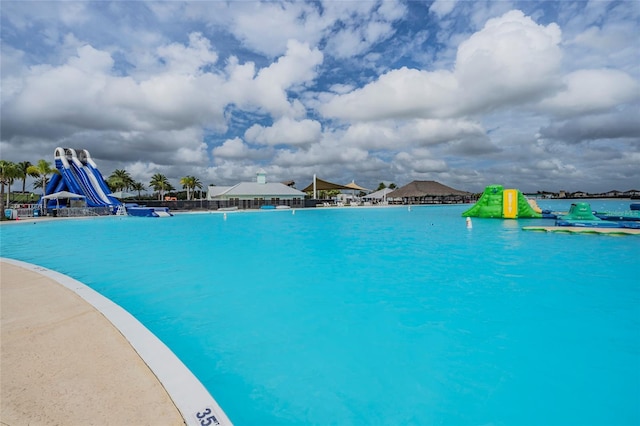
[
  {"xmin": 17, "ymin": 161, "xmax": 32, "ymax": 195},
  {"xmin": 192, "ymin": 177, "xmax": 203, "ymax": 199},
  {"xmin": 179, "ymin": 175, "xmax": 203, "ymax": 201},
  {"xmin": 180, "ymin": 176, "xmax": 193, "ymax": 201},
  {"xmin": 32, "ymin": 176, "xmax": 47, "ymax": 192},
  {"xmin": 26, "ymin": 159, "xmax": 59, "ymax": 197},
  {"xmin": 131, "ymin": 181, "xmax": 146, "ymax": 198},
  {"xmin": 108, "ymin": 169, "xmax": 134, "ymax": 192},
  {"xmin": 0, "ymin": 160, "xmax": 20, "ymax": 209},
  {"xmin": 376, "ymin": 182, "xmax": 387, "ymax": 191},
  {"xmin": 150, "ymin": 173, "xmax": 170, "ymax": 200}
]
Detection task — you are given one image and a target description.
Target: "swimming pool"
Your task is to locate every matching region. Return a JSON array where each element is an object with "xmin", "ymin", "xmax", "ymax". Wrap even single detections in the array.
[{"xmin": 2, "ymin": 200, "xmax": 639, "ymax": 425}]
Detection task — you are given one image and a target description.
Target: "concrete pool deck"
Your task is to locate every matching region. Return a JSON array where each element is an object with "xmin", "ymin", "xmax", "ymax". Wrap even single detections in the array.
[{"xmin": 1, "ymin": 259, "xmax": 232, "ymax": 426}]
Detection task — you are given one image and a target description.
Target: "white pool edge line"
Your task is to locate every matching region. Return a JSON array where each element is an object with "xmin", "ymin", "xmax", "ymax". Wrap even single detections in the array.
[{"xmin": 1, "ymin": 257, "xmax": 233, "ymax": 426}]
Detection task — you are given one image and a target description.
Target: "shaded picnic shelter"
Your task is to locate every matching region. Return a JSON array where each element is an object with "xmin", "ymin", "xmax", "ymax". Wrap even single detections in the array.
[
  {"xmin": 386, "ymin": 181, "xmax": 474, "ymax": 204},
  {"xmin": 301, "ymin": 176, "xmax": 354, "ymax": 199},
  {"xmin": 343, "ymin": 181, "xmax": 369, "ymax": 192}
]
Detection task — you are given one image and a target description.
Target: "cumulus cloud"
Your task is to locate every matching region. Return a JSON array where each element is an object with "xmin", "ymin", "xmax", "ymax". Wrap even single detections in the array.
[
  {"xmin": 224, "ymin": 2, "xmax": 325, "ymax": 58},
  {"xmin": 212, "ymin": 137, "xmax": 270, "ymax": 161},
  {"xmin": 395, "ymin": 150, "xmax": 449, "ymax": 174},
  {"xmin": 539, "ymin": 109, "xmax": 640, "ymax": 144},
  {"xmin": 245, "ymin": 117, "xmax": 322, "ymax": 146},
  {"xmin": 538, "ymin": 69, "xmax": 639, "ymax": 117},
  {"xmin": 156, "ymin": 32, "xmax": 218, "ymax": 74},
  {"xmin": 429, "ymin": 0, "xmax": 459, "ymax": 18},
  {"xmin": 222, "ymin": 40, "xmax": 323, "ymax": 117},
  {"xmin": 320, "ymin": 10, "xmax": 563, "ymax": 121},
  {"xmin": 1, "ymin": 2, "xmax": 638, "ymax": 192}
]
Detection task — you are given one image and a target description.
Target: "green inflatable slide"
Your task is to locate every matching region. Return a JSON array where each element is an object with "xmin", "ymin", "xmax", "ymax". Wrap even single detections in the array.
[{"xmin": 462, "ymin": 185, "xmax": 542, "ymax": 219}]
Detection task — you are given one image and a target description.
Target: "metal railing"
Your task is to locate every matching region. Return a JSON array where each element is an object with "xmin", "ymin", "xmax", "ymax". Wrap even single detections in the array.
[
  {"xmin": 9, "ymin": 206, "xmax": 113, "ymax": 218},
  {"xmin": 52, "ymin": 207, "xmax": 112, "ymax": 217}
]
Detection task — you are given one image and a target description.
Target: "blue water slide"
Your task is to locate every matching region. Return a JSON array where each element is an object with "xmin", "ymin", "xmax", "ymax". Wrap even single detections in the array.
[
  {"xmin": 87, "ymin": 163, "xmax": 112, "ymax": 197},
  {"xmin": 82, "ymin": 150, "xmax": 120, "ymax": 205},
  {"xmin": 69, "ymin": 161, "xmax": 106, "ymax": 206},
  {"xmin": 83, "ymin": 164, "xmax": 120, "ymax": 205},
  {"xmin": 48, "ymin": 147, "xmax": 122, "ymax": 208},
  {"xmin": 43, "ymin": 172, "xmax": 65, "ymax": 208},
  {"xmin": 54, "ymin": 158, "xmax": 82, "ymax": 195},
  {"xmin": 45, "ymin": 172, "xmax": 62, "ymax": 195},
  {"xmin": 53, "ymin": 175, "xmax": 65, "ymax": 194},
  {"xmin": 65, "ymin": 166, "xmax": 100, "ymax": 206},
  {"xmin": 45, "ymin": 160, "xmax": 86, "ymax": 208}
]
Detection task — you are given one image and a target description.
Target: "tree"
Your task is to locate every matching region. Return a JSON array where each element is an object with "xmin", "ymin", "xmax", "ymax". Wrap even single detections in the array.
[
  {"xmin": 389, "ymin": 183, "xmax": 397, "ymax": 189},
  {"xmin": 108, "ymin": 169, "xmax": 134, "ymax": 191},
  {"xmin": 179, "ymin": 175, "xmax": 202, "ymax": 201},
  {"xmin": 376, "ymin": 182, "xmax": 387, "ymax": 191},
  {"xmin": 130, "ymin": 181, "xmax": 146, "ymax": 198},
  {"xmin": 150, "ymin": 173, "xmax": 170, "ymax": 200},
  {"xmin": 0, "ymin": 160, "xmax": 20, "ymax": 209},
  {"xmin": 17, "ymin": 161, "xmax": 32, "ymax": 194},
  {"xmin": 32, "ymin": 177, "xmax": 47, "ymax": 192},
  {"xmin": 26, "ymin": 160, "xmax": 59, "ymax": 197}
]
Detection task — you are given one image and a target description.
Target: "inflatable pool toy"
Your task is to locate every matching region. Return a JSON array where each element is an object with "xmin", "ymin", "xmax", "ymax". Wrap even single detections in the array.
[
  {"xmin": 462, "ymin": 185, "xmax": 542, "ymax": 219},
  {"xmin": 552, "ymin": 203, "xmax": 640, "ymax": 229},
  {"xmin": 522, "ymin": 226, "xmax": 640, "ymax": 235},
  {"xmin": 594, "ymin": 203, "xmax": 640, "ymax": 222},
  {"xmin": 558, "ymin": 202, "xmax": 600, "ymax": 221}
]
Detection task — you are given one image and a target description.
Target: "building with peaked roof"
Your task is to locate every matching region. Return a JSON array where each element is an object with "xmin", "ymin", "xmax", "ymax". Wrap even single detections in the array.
[
  {"xmin": 386, "ymin": 180, "xmax": 474, "ymax": 204},
  {"xmin": 207, "ymin": 170, "xmax": 306, "ymax": 209},
  {"xmin": 362, "ymin": 187, "xmax": 395, "ymax": 202}
]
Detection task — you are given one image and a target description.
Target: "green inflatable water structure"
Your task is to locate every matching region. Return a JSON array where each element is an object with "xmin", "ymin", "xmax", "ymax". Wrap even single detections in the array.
[
  {"xmin": 462, "ymin": 185, "xmax": 542, "ymax": 219},
  {"xmin": 558, "ymin": 202, "xmax": 600, "ymax": 221}
]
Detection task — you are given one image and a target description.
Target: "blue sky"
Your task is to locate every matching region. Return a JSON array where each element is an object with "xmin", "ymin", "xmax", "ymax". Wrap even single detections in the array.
[{"xmin": 1, "ymin": 0, "xmax": 639, "ymax": 193}]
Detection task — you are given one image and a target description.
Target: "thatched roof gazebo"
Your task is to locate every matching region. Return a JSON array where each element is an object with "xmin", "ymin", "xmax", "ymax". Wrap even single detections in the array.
[{"xmin": 386, "ymin": 181, "xmax": 474, "ymax": 204}]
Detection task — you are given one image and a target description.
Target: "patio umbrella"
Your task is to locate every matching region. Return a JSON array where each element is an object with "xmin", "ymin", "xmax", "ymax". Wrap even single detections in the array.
[
  {"xmin": 343, "ymin": 180, "xmax": 370, "ymax": 201},
  {"xmin": 343, "ymin": 181, "xmax": 369, "ymax": 192}
]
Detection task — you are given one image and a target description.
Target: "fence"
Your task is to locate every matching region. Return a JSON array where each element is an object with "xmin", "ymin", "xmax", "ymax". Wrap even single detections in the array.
[
  {"xmin": 9, "ymin": 205, "xmax": 113, "ymax": 218},
  {"xmin": 140, "ymin": 198, "xmax": 305, "ymax": 210},
  {"xmin": 52, "ymin": 207, "xmax": 112, "ymax": 217}
]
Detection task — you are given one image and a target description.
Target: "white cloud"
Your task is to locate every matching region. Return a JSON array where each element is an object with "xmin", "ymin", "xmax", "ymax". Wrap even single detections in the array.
[
  {"xmin": 222, "ymin": 40, "xmax": 323, "ymax": 118},
  {"xmin": 322, "ymin": 1, "xmax": 405, "ymax": 59},
  {"xmin": 539, "ymin": 69, "xmax": 639, "ymax": 116},
  {"xmin": 245, "ymin": 117, "xmax": 322, "ymax": 146},
  {"xmin": 395, "ymin": 150, "xmax": 449, "ymax": 174},
  {"xmin": 342, "ymin": 119, "xmax": 487, "ymax": 151},
  {"xmin": 156, "ymin": 32, "xmax": 218, "ymax": 74},
  {"xmin": 2, "ymin": 2, "xmax": 638, "ymax": 193},
  {"xmin": 320, "ymin": 10, "xmax": 563, "ymax": 121},
  {"xmin": 212, "ymin": 137, "xmax": 269, "ymax": 161},
  {"xmin": 455, "ymin": 10, "xmax": 562, "ymax": 110},
  {"xmin": 429, "ymin": 0, "xmax": 459, "ymax": 18},
  {"xmin": 229, "ymin": 2, "xmax": 324, "ymax": 58}
]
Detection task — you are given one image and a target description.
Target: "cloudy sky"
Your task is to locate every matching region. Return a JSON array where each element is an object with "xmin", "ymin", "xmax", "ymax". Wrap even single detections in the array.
[{"xmin": 1, "ymin": 0, "xmax": 639, "ymax": 193}]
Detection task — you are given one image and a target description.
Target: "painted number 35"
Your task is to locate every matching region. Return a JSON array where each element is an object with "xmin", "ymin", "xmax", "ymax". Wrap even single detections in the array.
[{"xmin": 196, "ymin": 408, "xmax": 220, "ymax": 426}]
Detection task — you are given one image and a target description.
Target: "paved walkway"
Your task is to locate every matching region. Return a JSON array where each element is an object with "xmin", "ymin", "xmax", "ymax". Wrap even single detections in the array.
[{"xmin": 1, "ymin": 261, "xmax": 186, "ymax": 426}]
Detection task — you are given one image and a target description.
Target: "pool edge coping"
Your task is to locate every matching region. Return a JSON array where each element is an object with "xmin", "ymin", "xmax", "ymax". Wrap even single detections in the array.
[{"xmin": 1, "ymin": 257, "xmax": 233, "ymax": 426}]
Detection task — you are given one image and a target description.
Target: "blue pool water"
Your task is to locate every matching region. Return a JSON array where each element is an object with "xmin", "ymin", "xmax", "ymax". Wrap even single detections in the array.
[{"xmin": 2, "ymin": 200, "xmax": 639, "ymax": 425}]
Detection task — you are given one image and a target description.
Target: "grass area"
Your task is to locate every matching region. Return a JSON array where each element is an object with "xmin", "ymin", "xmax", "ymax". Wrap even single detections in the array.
[{"xmin": 2, "ymin": 193, "xmax": 39, "ymax": 204}]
